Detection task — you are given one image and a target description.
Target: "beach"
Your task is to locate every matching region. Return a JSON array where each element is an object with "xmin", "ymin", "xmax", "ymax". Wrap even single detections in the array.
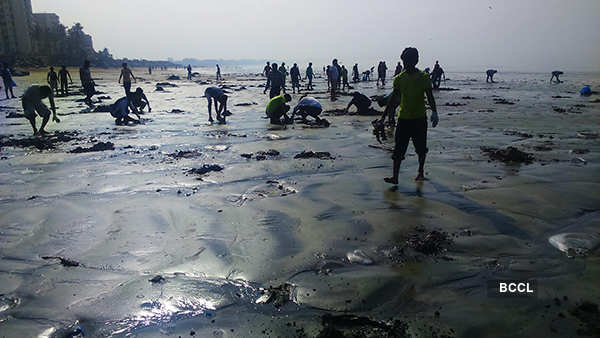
[{"xmin": 1, "ymin": 67, "xmax": 599, "ymax": 337}]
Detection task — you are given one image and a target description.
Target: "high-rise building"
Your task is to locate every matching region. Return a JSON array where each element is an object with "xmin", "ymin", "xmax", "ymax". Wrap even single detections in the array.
[{"xmin": 0, "ymin": 0, "xmax": 34, "ymax": 55}]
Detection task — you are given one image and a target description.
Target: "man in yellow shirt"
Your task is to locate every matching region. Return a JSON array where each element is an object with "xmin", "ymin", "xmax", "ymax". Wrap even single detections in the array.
[
  {"xmin": 265, "ymin": 94, "xmax": 292, "ymax": 125},
  {"xmin": 380, "ymin": 47, "xmax": 439, "ymax": 184}
]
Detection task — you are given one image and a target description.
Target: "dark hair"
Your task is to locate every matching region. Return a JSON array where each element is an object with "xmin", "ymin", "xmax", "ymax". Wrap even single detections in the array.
[
  {"xmin": 122, "ymin": 63, "xmax": 127, "ymax": 67},
  {"xmin": 284, "ymin": 94, "xmax": 292, "ymax": 101},
  {"xmin": 400, "ymin": 47, "xmax": 419, "ymax": 66},
  {"xmin": 50, "ymin": 67, "xmax": 54, "ymax": 70},
  {"xmin": 272, "ymin": 63, "xmax": 278, "ymax": 70},
  {"xmin": 136, "ymin": 87, "xmax": 143, "ymax": 93}
]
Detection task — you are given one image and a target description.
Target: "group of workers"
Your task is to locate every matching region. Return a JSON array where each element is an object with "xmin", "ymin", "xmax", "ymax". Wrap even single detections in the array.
[{"xmin": 11, "ymin": 51, "xmax": 585, "ymax": 185}]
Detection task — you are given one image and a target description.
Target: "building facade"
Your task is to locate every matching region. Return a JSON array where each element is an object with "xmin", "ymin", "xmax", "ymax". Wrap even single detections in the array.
[{"xmin": 0, "ymin": 0, "xmax": 34, "ymax": 55}]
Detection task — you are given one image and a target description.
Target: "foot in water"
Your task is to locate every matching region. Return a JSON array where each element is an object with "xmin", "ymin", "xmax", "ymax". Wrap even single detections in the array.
[{"xmin": 384, "ymin": 177, "xmax": 398, "ymax": 184}]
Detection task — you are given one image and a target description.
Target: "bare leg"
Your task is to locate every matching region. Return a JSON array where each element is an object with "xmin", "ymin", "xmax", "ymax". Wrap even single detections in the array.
[
  {"xmin": 27, "ymin": 117, "xmax": 38, "ymax": 135},
  {"xmin": 415, "ymin": 154, "xmax": 426, "ymax": 181},
  {"xmin": 38, "ymin": 115, "xmax": 50, "ymax": 134},
  {"xmin": 384, "ymin": 159, "xmax": 401, "ymax": 184}
]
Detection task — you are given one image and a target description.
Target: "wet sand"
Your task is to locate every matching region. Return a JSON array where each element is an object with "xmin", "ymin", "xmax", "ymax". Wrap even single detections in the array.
[{"xmin": 1, "ymin": 68, "xmax": 600, "ymax": 337}]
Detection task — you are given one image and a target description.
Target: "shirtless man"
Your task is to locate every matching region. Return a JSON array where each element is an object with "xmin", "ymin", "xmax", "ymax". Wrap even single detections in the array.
[
  {"xmin": 79, "ymin": 60, "xmax": 95, "ymax": 105},
  {"xmin": 118, "ymin": 63, "xmax": 136, "ymax": 95},
  {"xmin": 21, "ymin": 85, "xmax": 60, "ymax": 135},
  {"xmin": 58, "ymin": 66, "xmax": 73, "ymax": 95},
  {"xmin": 47, "ymin": 67, "xmax": 59, "ymax": 95}
]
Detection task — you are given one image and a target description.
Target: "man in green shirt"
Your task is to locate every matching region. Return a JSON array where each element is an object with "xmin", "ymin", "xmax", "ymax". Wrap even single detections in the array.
[
  {"xmin": 265, "ymin": 94, "xmax": 292, "ymax": 125},
  {"xmin": 380, "ymin": 47, "xmax": 439, "ymax": 183}
]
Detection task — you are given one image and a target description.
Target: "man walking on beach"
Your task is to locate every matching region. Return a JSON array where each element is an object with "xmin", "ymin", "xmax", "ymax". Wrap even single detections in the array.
[
  {"xmin": 1, "ymin": 63, "xmax": 16, "ymax": 99},
  {"xmin": 263, "ymin": 62, "xmax": 271, "ymax": 94},
  {"xmin": 216, "ymin": 64, "xmax": 222, "ymax": 80},
  {"xmin": 187, "ymin": 64, "xmax": 192, "ymax": 80},
  {"xmin": 21, "ymin": 85, "xmax": 60, "ymax": 135},
  {"xmin": 58, "ymin": 66, "xmax": 73, "ymax": 95},
  {"xmin": 380, "ymin": 47, "xmax": 438, "ymax": 184},
  {"xmin": 118, "ymin": 63, "xmax": 136, "ymax": 96},
  {"xmin": 305, "ymin": 62, "xmax": 314, "ymax": 91},
  {"xmin": 79, "ymin": 60, "xmax": 95, "ymax": 105},
  {"xmin": 47, "ymin": 67, "xmax": 59, "ymax": 95},
  {"xmin": 431, "ymin": 61, "xmax": 445, "ymax": 89}
]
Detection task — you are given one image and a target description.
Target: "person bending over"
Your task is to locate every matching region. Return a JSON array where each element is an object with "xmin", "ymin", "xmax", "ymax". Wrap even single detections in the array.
[
  {"xmin": 345, "ymin": 91, "xmax": 374, "ymax": 115},
  {"xmin": 130, "ymin": 87, "xmax": 151, "ymax": 112},
  {"xmin": 204, "ymin": 86, "xmax": 228, "ymax": 123},
  {"xmin": 380, "ymin": 47, "xmax": 439, "ymax": 184},
  {"xmin": 266, "ymin": 94, "xmax": 292, "ymax": 125},
  {"xmin": 486, "ymin": 69, "xmax": 497, "ymax": 83},
  {"xmin": 550, "ymin": 71, "xmax": 563, "ymax": 83},
  {"xmin": 21, "ymin": 85, "xmax": 60, "ymax": 135},
  {"xmin": 293, "ymin": 96, "xmax": 325, "ymax": 124},
  {"xmin": 110, "ymin": 96, "xmax": 141, "ymax": 125}
]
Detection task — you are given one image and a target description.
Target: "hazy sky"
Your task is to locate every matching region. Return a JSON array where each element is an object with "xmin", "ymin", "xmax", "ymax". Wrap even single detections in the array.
[{"xmin": 32, "ymin": 0, "xmax": 600, "ymax": 72}]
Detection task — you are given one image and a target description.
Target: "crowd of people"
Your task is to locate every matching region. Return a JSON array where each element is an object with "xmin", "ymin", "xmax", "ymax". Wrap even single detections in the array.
[{"xmin": 4, "ymin": 50, "xmax": 575, "ymax": 184}]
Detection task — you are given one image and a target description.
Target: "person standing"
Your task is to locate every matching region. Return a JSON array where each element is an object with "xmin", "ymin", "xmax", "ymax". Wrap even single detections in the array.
[
  {"xmin": 341, "ymin": 65, "xmax": 350, "ymax": 91},
  {"xmin": 268, "ymin": 63, "xmax": 285, "ymax": 98},
  {"xmin": 290, "ymin": 63, "xmax": 301, "ymax": 94},
  {"xmin": 58, "ymin": 66, "xmax": 73, "ymax": 95},
  {"xmin": 430, "ymin": 61, "xmax": 445, "ymax": 89},
  {"xmin": 187, "ymin": 64, "xmax": 192, "ymax": 80},
  {"xmin": 305, "ymin": 62, "xmax": 314, "ymax": 90},
  {"xmin": 79, "ymin": 60, "xmax": 95, "ymax": 105},
  {"xmin": 0, "ymin": 63, "xmax": 16, "ymax": 99},
  {"xmin": 329, "ymin": 59, "xmax": 340, "ymax": 100},
  {"xmin": 394, "ymin": 62, "xmax": 403, "ymax": 76},
  {"xmin": 47, "ymin": 67, "xmax": 59, "ymax": 95},
  {"xmin": 377, "ymin": 61, "xmax": 388, "ymax": 87},
  {"xmin": 118, "ymin": 62, "xmax": 136, "ymax": 96},
  {"xmin": 352, "ymin": 63, "xmax": 359, "ymax": 82},
  {"xmin": 216, "ymin": 64, "xmax": 222, "ymax": 80},
  {"xmin": 279, "ymin": 62, "xmax": 288, "ymax": 91},
  {"xmin": 263, "ymin": 61, "xmax": 271, "ymax": 94},
  {"xmin": 380, "ymin": 47, "xmax": 438, "ymax": 184}
]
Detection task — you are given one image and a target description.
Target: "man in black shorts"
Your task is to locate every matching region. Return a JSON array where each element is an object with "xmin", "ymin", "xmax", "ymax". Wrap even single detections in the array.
[{"xmin": 21, "ymin": 85, "xmax": 60, "ymax": 135}]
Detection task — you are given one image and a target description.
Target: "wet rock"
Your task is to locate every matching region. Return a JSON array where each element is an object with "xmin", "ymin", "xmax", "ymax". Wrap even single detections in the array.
[
  {"xmin": 548, "ymin": 232, "xmax": 600, "ymax": 257},
  {"xmin": 170, "ymin": 109, "xmax": 185, "ymax": 113},
  {"xmin": 186, "ymin": 164, "xmax": 224, "ymax": 175},
  {"xmin": 571, "ymin": 149, "xmax": 589, "ymax": 154},
  {"xmin": 5, "ymin": 112, "xmax": 24, "ymax": 118},
  {"xmin": 406, "ymin": 228, "xmax": 452, "ymax": 256},
  {"xmin": 240, "ymin": 153, "xmax": 252, "ymax": 159},
  {"xmin": 318, "ymin": 314, "xmax": 410, "ymax": 338},
  {"xmin": 148, "ymin": 275, "xmax": 166, "ymax": 284},
  {"xmin": 569, "ymin": 301, "xmax": 600, "ymax": 336},
  {"xmin": 577, "ymin": 132, "xmax": 598, "ymax": 139},
  {"xmin": 346, "ymin": 250, "xmax": 373, "ymax": 265},
  {"xmin": 294, "ymin": 151, "xmax": 335, "ymax": 160},
  {"xmin": 444, "ymin": 102, "xmax": 466, "ymax": 107},
  {"xmin": 166, "ymin": 75, "xmax": 180, "ymax": 80},
  {"xmin": 155, "ymin": 86, "xmax": 164, "ymax": 91},
  {"xmin": 552, "ymin": 95, "xmax": 570, "ymax": 98},
  {"xmin": 97, "ymin": 95, "xmax": 111, "ymax": 100},
  {"xmin": 553, "ymin": 106, "xmax": 566, "ymax": 113},
  {"xmin": 437, "ymin": 87, "xmax": 460, "ymax": 91},
  {"xmin": 503, "ymin": 130, "xmax": 533, "ymax": 138},
  {"xmin": 41, "ymin": 256, "xmax": 80, "ymax": 267},
  {"xmin": 493, "ymin": 98, "xmax": 515, "ymax": 105},
  {"xmin": 157, "ymin": 82, "xmax": 178, "ymax": 87},
  {"xmin": 478, "ymin": 109, "xmax": 494, "ymax": 113},
  {"xmin": 0, "ymin": 130, "xmax": 80, "ymax": 150},
  {"xmin": 255, "ymin": 283, "xmax": 295, "ymax": 308},
  {"xmin": 481, "ymin": 146, "xmax": 534, "ymax": 164},
  {"xmin": 70, "ymin": 141, "xmax": 115, "ymax": 153},
  {"xmin": 461, "ymin": 96, "xmax": 477, "ymax": 99},
  {"xmin": 255, "ymin": 149, "xmax": 280, "ymax": 160},
  {"xmin": 533, "ymin": 145, "xmax": 553, "ymax": 151},
  {"xmin": 168, "ymin": 150, "xmax": 202, "ymax": 159},
  {"xmin": 234, "ymin": 102, "xmax": 257, "ymax": 106}
]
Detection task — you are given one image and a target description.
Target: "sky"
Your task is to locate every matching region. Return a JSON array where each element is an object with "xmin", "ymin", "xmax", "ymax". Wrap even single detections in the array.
[{"xmin": 32, "ymin": 0, "xmax": 600, "ymax": 72}]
